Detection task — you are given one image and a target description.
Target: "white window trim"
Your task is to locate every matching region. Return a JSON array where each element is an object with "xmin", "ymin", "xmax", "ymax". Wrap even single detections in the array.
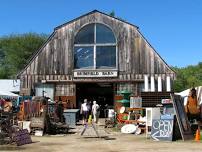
[{"xmin": 74, "ymin": 23, "xmax": 117, "ymax": 70}]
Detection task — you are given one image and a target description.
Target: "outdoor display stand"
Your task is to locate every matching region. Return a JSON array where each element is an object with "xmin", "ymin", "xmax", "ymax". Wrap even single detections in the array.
[
  {"xmin": 151, "ymin": 94, "xmax": 193, "ymax": 141},
  {"xmin": 116, "ymin": 107, "xmax": 146, "ymax": 133},
  {"xmin": 80, "ymin": 123, "xmax": 100, "ymax": 138},
  {"xmin": 150, "ymin": 98, "xmax": 176, "ymax": 141},
  {"xmin": 116, "ymin": 91, "xmax": 145, "ymax": 130}
]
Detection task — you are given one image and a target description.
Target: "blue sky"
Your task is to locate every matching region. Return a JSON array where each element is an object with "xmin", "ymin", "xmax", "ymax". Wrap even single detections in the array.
[{"xmin": 0, "ymin": 0, "xmax": 202, "ymax": 68}]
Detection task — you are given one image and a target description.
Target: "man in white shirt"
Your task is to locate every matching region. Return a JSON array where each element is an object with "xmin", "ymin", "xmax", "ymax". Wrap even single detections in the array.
[{"xmin": 80, "ymin": 99, "xmax": 89, "ymax": 125}]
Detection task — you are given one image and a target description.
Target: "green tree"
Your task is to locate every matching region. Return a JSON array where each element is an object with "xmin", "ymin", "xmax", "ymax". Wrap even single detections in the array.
[
  {"xmin": 173, "ymin": 62, "xmax": 202, "ymax": 92},
  {"xmin": 109, "ymin": 10, "xmax": 115, "ymax": 17},
  {"xmin": 0, "ymin": 33, "xmax": 48, "ymax": 78},
  {"xmin": 109, "ymin": 10, "xmax": 125, "ymax": 21}
]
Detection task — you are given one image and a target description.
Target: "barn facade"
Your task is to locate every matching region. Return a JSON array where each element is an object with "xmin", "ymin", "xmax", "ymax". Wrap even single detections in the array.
[{"xmin": 18, "ymin": 10, "xmax": 175, "ymax": 108}]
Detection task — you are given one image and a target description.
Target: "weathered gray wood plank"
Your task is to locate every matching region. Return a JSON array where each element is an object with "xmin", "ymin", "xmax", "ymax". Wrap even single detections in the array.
[{"xmin": 19, "ymin": 11, "xmax": 175, "ymax": 96}]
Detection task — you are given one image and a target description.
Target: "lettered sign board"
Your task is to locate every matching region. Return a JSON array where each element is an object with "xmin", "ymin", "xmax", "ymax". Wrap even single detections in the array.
[{"xmin": 151, "ymin": 119, "xmax": 174, "ymax": 141}]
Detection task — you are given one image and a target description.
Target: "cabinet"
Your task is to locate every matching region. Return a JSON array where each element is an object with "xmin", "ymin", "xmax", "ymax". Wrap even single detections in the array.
[
  {"xmin": 63, "ymin": 109, "xmax": 80, "ymax": 127},
  {"xmin": 146, "ymin": 108, "xmax": 160, "ymax": 138}
]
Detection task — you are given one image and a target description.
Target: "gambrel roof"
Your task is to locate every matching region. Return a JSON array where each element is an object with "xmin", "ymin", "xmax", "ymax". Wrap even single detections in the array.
[{"xmin": 18, "ymin": 10, "xmax": 175, "ymax": 76}]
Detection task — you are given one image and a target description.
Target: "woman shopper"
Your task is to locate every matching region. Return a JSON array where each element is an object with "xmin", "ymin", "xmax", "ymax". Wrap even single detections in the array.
[
  {"xmin": 185, "ymin": 88, "xmax": 200, "ymax": 122},
  {"xmin": 92, "ymin": 101, "xmax": 100, "ymax": 124}
]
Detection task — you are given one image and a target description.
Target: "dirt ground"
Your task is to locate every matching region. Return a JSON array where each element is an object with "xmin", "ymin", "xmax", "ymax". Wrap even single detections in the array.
[{"xmin": 1, "ymin": 123, "xmax": 202, "ymax": 152}]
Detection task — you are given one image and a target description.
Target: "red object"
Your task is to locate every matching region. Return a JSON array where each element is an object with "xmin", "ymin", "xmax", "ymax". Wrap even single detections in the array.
[
  {"xmin": 0, "ymin": 99, "xmax": 5, "ymax": 107},
  {"xmin": 117, "ymin": 113, "xmax": 128, "ymax": 124}
]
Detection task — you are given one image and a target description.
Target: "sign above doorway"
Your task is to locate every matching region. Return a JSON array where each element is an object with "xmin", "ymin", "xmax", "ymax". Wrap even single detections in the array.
[{"xmin": 73, "ymin": 70, "xmax": 118, "ymax": 78}]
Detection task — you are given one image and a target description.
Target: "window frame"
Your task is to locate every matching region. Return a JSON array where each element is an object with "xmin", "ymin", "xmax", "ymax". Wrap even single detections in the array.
[{"xmin": 74, "ymin": 23, "xmax": 117, "ymax": 70}]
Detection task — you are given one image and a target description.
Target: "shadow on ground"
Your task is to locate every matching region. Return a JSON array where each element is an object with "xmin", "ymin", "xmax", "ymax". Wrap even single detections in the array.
[
  {"xmin": 0, "ymin": 146, "xmax": 26, "ymax": 151},
  {"xmin": 81, "ymin": 136, "xmax": 116, "ymax": 140}
]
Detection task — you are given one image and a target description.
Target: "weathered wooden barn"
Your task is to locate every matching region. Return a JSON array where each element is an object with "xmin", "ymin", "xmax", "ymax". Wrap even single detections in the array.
[{"xmin": 18, "ymin": 10, "xmax": 175, "ymax": 108}]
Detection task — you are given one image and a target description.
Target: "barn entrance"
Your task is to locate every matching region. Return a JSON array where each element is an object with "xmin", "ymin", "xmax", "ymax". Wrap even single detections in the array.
[{"xmin": 76, "ymin": 83, "xmax": 114, "ymax": 117}]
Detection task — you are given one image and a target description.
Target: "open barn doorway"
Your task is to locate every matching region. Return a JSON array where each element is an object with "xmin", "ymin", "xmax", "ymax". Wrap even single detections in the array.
[{"xmin": 76, "ymin": 83, "xmax": 114, "ymax": 117}]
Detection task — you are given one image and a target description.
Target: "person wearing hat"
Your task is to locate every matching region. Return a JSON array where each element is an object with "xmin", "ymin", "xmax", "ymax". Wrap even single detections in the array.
[{"xmin": 92, "ymin": 100, "xmax": 100, "ymax": 124}]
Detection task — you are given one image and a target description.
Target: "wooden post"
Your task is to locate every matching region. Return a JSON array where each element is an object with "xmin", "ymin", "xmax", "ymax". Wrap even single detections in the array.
[{"xmin": 22, "ymin": 102, "xmax": 25, "ymax": 121}]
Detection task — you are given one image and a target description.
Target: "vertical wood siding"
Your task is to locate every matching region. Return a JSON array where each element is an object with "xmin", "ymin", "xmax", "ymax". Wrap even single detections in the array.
[{"xmin": 19, "ymin": 11, "xmax": 175, "ymax": 95}]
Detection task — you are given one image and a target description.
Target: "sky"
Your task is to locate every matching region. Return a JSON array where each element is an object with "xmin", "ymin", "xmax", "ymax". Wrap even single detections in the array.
[{"xmin": 0, "ymin": 0, "xmax": 202, "ymax": 68}]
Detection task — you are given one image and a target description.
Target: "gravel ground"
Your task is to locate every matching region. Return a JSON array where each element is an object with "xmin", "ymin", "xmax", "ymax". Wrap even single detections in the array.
[{"xmin": 1, "ymin": 121, "xmax": 202, "ymax": 152}]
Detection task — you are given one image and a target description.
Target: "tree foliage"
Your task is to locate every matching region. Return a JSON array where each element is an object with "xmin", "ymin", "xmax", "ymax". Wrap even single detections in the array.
[
  {"xmin": 0, "ymin": 33, "xmax": 48, "ymax": 78},
  {"xmin": 109, "ymin": 10, "xmax": 115, "ymax": 17},
  {"xmin": 173, "ymin": 62, "xmax": 202, "ymax": 92},
  {"xmin": 109, "ymin": 10, "xmax": 125, "ymax": 21}
]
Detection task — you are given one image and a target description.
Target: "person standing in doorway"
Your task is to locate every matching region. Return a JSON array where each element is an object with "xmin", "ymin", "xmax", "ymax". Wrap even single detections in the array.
[
  {"xmin": 80, "ymin": 99, "xmax": 89, "ymax": 125},
  {"xmin": 92, "ymin": 101, "xmax": 100, "ymax": 124},
  {"xmin": 57, "ymin": 97, "xmax": 64, "ymax": 123}
]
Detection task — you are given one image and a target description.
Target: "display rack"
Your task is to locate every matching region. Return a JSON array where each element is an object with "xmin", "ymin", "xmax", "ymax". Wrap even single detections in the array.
[
  {"xmin": 117, "ymin": 108, "xmax": 146, "ymax": 132},
  {"xmin": 141, "ymin": 92, "xmax": 173, "ymax": 107}
]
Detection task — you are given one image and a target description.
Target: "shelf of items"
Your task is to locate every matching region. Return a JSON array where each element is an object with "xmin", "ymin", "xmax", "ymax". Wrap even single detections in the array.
[
  {"xmin": 116, "ymin": 108, "xmax": 146, "ymax": 132},
  {"xmin": 128, "ymin": 108, "xmax": 144, "ymax": 111}
]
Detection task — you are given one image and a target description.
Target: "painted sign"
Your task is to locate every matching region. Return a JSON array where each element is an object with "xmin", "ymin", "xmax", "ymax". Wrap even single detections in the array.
[
  {"xmin": 161, "ymin": 99, "xmax": 172, "ymax": 104},
  {"xmin": 151, "ymin": 119, "xmax": 174, "ymax": 141},
  {"xmin": 73, "ymin": 71, "xmax": 118, "ymax": 77}
]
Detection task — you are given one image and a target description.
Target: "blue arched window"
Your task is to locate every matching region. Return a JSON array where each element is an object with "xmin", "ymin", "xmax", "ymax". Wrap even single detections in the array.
[{"xmin": 74, "ymin": 23, "xmax": 116, "ymax": 69}]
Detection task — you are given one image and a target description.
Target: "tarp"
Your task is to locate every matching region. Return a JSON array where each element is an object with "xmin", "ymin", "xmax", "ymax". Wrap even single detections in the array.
[
  {"xmin": 0, "ymin": 79, "xmax": 20, "ymax": 92},
  {"xmin": 0, "ymin": 90, "xmax": 19, "ymax": 97},
  {"xmin": 175, "ymin": 86, "xmax": 202, "ymax": 105}
]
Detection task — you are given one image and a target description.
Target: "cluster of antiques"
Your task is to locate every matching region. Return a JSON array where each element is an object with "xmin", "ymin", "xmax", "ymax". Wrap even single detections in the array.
[
  {"xmin": 1, "ymin": 10, "xmax": 202, "ymax": 147},
  {"xmin": 0, "ymin": 96, "xmax": 69, "ymax": 145},
  {"xmin": 110, "ymin": 87, "xmax": 202, "ymax": 141},
  {"xmin": 1, "ymin": 86, "xmax": 202, "ymax": 146}
]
